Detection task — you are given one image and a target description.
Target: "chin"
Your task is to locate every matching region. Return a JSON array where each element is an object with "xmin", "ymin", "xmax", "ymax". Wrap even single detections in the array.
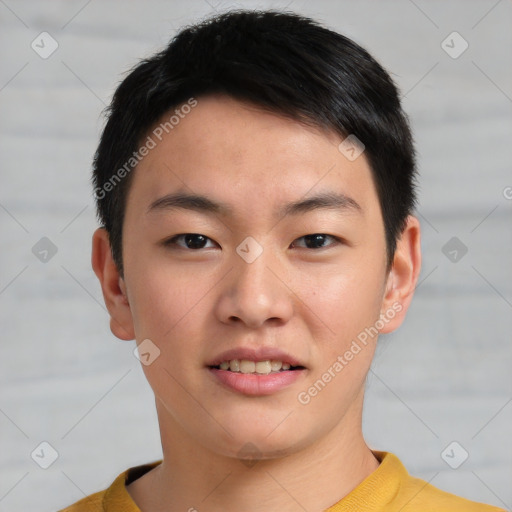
[{"xmin": 202, "ymin": 420, "xmax": 314, "ymax": 462}]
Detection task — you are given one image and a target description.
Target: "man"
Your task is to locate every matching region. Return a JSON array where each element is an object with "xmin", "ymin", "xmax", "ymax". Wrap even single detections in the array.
[{"xmin": 61, "ymin": 9, "xmax": 505, "ymax": 511}]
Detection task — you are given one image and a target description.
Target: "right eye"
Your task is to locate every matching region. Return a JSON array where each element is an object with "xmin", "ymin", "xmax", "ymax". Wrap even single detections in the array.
[{"xmin": 162, "ymin": 233, "xmax": 217, "ymax": 250}]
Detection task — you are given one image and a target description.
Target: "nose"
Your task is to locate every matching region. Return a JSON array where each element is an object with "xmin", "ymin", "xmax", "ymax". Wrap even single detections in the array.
[{"xmin": 214, "ymin": 243, "xmax": 294, "ymax": 329}]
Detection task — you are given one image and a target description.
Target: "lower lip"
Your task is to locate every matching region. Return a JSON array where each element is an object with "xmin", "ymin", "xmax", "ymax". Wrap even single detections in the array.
[{"xmin": 208, "ymin": 368, "xmax": 306, "ymax": 396}]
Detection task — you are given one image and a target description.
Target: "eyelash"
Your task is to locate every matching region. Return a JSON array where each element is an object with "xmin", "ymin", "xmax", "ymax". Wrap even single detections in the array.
[{"xmin": 163, "ymin": 233, "xmax": 342, "ymax": 251}]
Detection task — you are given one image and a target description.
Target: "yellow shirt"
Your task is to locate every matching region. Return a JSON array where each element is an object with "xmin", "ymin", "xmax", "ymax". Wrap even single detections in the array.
[{"xmin": 59, "ymin": 451, "xmax": 507, "ymax": 511}]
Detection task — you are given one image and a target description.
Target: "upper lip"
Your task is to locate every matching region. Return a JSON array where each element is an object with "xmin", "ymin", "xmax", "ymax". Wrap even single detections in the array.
[{"xmin": 207, "ymin": 347, "xmax": 305, "ymax": 368}]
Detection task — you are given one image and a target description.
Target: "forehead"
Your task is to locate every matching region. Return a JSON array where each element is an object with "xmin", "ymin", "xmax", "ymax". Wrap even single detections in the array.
[{"xmin": 126, "ymin": 95, "xmax": 379, "ymax": 222}]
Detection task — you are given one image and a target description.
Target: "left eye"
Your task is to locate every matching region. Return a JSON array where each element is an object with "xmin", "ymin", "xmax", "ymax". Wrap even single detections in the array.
[{"xmin": 291, "ymin": 233, "xmax": 340, "ymax": 250}]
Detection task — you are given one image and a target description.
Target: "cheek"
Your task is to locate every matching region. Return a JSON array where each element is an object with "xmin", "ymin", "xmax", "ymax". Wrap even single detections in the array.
[
  {"xmin": 126, "ymin": 252, "xmax": 209, "ymax": 339},
  {"xmin": 127, "ymin": 263, "xmax": 209, "ymax": 408},
  {"xmin": 303, "ymin": 259, "xmax": 386, "ymax": 343},
  {"xmin": 294, "ymin": 268, "xmax": 382, "ymax": 426}
]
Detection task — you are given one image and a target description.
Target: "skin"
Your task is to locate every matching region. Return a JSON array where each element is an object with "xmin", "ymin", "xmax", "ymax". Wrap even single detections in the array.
[{"xmin": 92, "ymin": 94, "xmax": 421, "ymax": 512}]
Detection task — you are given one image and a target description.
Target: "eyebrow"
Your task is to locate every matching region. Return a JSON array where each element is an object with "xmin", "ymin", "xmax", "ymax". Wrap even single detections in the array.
[{"xmin": 146, "ymin": 190, "xmax": 362, "ymax": 218}]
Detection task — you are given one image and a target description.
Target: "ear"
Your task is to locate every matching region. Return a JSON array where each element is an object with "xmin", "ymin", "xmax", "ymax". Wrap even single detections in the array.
[
  {"xmin": 91, "ymin": 227, "xmax": 135, "ymax": 341},
  {"xmin": 378, "ymin": 215, "xmax": 421, "ymax": 334}
]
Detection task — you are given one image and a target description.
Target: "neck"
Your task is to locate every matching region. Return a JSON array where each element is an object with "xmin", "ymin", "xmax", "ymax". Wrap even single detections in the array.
[{"xmin": 127, "ymin": 392, "xmax": 380, "ymax": 512}]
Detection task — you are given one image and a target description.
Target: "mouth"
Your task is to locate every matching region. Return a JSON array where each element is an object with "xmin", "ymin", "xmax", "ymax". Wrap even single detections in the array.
[
  {"xmin": 209, "ymin": 359, "xmax": 306, "ymax": 374},
  {"xmin": 206, "ymin": 349, "xmax": 307, "ymax": 396}
]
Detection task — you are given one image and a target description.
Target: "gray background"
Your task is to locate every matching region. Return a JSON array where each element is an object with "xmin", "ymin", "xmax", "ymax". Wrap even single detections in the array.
[{"xmin": 0, "ymin": 1, "xmax": 511, "ymax": 511}]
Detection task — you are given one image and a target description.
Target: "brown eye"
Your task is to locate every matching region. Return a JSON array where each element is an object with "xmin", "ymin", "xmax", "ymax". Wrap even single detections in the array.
[
  {"xmin": 164, "ymin": 233, "xmax": 216, "ymax": 250},
  {"xmin": 292, "ymin": 234, "xmax": 340, "ymax": 250}
]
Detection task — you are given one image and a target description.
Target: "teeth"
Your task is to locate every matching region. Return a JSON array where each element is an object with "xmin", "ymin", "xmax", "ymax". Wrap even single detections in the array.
[
  {"xmin": 270, "ymin": 360, "xmax": 282, "ymax": 372},
  {"xmin": 239, "ymin": 360, "xmax": 255, "ymax": 373},
  {"xmin": 255, "ymin": 361, "xmax": 271, "ymax": 374},
  {"xmin": 216, "ymin": 359, "xmax": 294, "ymax": 374}
]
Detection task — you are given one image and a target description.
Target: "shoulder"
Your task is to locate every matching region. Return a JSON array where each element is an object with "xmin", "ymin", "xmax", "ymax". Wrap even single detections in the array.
[
  {"xmin": 57, "ymin": 460, "xmax": 162, "ymax": 512},
  {"xmin": 400, "ymin": 474, "xmax": 506, "ymax": 511},
  {"xmin": 390, "ymin": 456, "xmax": 506, "ymax": 512}
]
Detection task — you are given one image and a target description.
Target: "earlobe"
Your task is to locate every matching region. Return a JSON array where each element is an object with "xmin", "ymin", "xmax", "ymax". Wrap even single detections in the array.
[
  {"xmin": 379, "ymin": 215, "xmax": 422, "ymax": 334},
  {"xmin": 91, "ymin": 227, "xmax": 135, "ymax": 341}
]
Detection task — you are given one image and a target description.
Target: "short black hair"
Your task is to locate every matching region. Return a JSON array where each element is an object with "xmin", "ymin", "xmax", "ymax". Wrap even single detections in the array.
[{"xmin": 92, "ymin": 9, "xmax": 417, "ymax": 277}]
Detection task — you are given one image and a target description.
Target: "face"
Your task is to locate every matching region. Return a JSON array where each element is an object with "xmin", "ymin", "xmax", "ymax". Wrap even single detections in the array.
[{"xmin": 93, "ymin": 94, "xmax": 420, "ymax": 460}]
